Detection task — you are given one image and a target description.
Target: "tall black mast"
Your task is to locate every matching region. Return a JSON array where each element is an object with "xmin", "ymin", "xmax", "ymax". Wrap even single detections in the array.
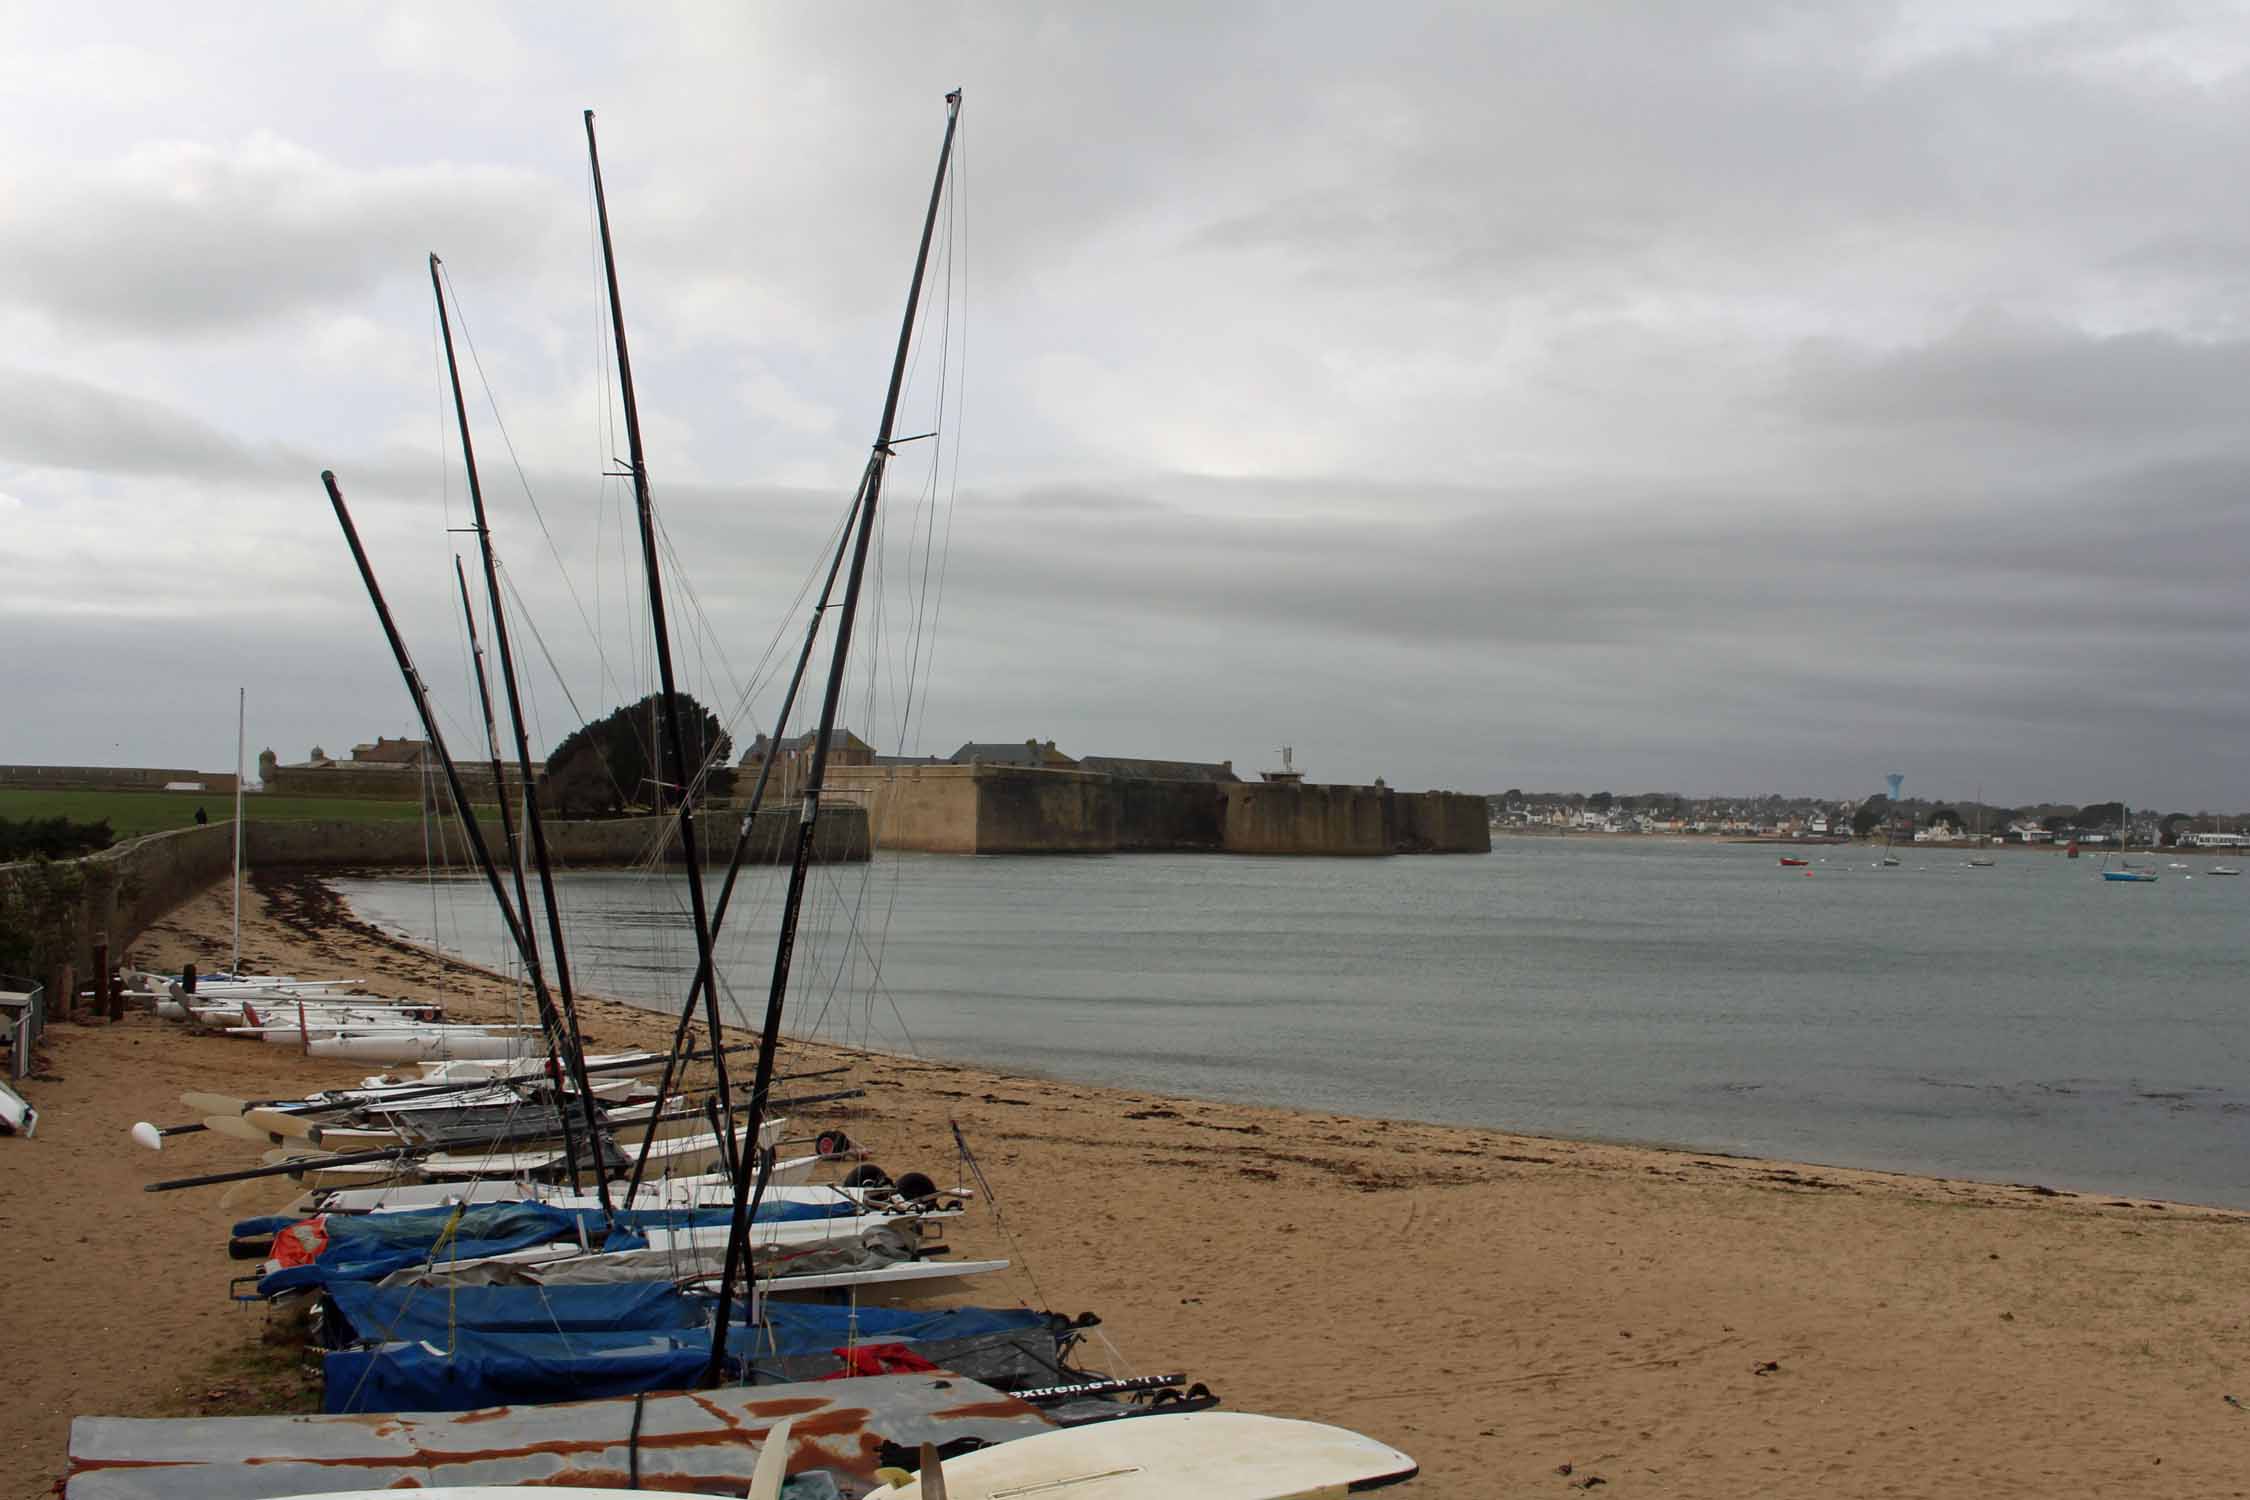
[
  {"xmin": 433, "ymin": 253, "xmax": 613, "ymax": 1211},
  {"xmin": 450, "ymin": 554, "xmax": 583, "ymax": 1188},
  {"xmin": 453, "ymin": 554, "xmax": 532, "ymax": 919},
  {"xmin": 583, "ymin": 110, "xmax": 736, "ymax": 1147},
  {"xmin": 701, "ymin": 89, "xmax": 962, "ymax": 1384},
  {"xmin": 621, "ymin": 485, "xmax": 863, "ymax": 1202},
  {"xmin": 321, "ymin": 471, "xmax": 600, "ymax": 1188}
]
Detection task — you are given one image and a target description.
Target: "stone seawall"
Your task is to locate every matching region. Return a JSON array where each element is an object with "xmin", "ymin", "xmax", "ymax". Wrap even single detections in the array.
[
  {"xmin": 844, "ymin": 765, "xmax": 981, "ymax": 854},
  {"xmin": 1220, "ymin": 782, "xmax": 1394, "ymax": 856},
  {"xmin": 831, "ymin": 764, "xmax": 1489, "ymax": 856},
  {"xmin": 244, "ymin": 807, "xmax": 869, "ymax": 870},
  {"xmin": 0, "ymin": 807, "xmax": 869, "ymax": 977},
  {"xmin": 1114, "ymin": 776, "xmax": 1225, "ymax": 852},
  {"xmin": 1393, "ymin": 791, "xmax": 1493, "ymax": 854},
  {"xmin": 0, "ymin": 823, "xmax": 236, "ymax": 977},
  {"xmin": 978, "ymin": 769, "xmax": 1119, "ymax": 855}
]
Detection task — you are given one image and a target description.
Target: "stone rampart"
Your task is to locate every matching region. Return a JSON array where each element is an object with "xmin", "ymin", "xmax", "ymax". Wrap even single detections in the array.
[
  {"xmin": 1393, "ymin": 791, "xmax": 1494, "ymax": 853},
  {"xmin": 0, "ymin": 764, "xmax": 239, "ymax": 794},
  {"xmin": 1114, "ymin": 776, "xmax": 1225, "ymax": 851},
  {"xmin": 834, "ymin": 765, "xmax": 982, "ymax": 854},
  {"xmin": 814, "ymin": 763, "xmax": 1485, "ymax": 857},
  {"xmin": 977, "ymin": 769, "xmax": 1119, "ymax": 855},
  {"xmin": 1220, "ymin": 782, "xmax": 1394, "ymax": 856},
  {"xmin": 263, "ymin": 765, "xmax": 527, "ymax": 801}
]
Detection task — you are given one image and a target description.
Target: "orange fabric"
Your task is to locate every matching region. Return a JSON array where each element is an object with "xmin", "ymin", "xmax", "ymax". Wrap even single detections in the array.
[{"xmin": 271, "ymin": 1216, "xmax": 329, "ymax": 1269}]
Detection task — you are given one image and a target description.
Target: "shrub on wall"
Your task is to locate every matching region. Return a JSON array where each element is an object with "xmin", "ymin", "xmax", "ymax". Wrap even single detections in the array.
[{"xmin": 0, "ymin": 816, "xmax": 114, "ymax": 861}]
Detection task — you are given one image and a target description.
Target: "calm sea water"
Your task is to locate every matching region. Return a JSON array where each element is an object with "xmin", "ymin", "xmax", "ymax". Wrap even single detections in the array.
[{"xmin": 337, "ymin": 839, "xmax": 2250, "ymax": 1207}]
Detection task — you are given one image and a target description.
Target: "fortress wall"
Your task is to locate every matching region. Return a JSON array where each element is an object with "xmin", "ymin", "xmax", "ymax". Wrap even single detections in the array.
[
  {"xmin": 264, "ymin": 766, "xmax": 530, "ymax": 801},
  {"xmin": 775, "ymin": 765, "xmax": 1478, "ymax": 858},
  {"xmin": 1114, "ymin": 777, "xmax": 1225, "ymax": 851},
  {"xmin": 1394, "ymin": 791, "xmax": 1494, "ymax": 853},
  {"xmin": 264, "ymin": 767, "xmax": 425, "ymax": 800},
  {"xmin": 975, "ymin": 768, "xmax": 1119, "ymax": 855},
  {"xmin": 1219, "ymin": 782, "xmax": 1394, "ymax": 856},
  {"xmin": 832, "ymin": 765, "xmax": 982, "ymax": 855},
  {"xmin": 0, "ymin": 765, "xmax": 239, "ymax": 795},
  {"xmin": 242, "ymin": 807, "xmax": 868, "ymax": 870}
]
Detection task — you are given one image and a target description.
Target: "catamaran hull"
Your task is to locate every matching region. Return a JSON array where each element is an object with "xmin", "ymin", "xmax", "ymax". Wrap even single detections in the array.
[
  {"xmin": 308, "ymin": 1031, "xmax": 540, "ymax": 1063},
  {"xmin": 316, "ymin": 1156, "xmax": 827, "ymax": 1214}
]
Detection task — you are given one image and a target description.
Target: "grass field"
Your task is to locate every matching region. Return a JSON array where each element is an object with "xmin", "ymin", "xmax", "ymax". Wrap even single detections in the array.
[{"xmin": 0, "ymin": 789, "xmax": 497, "ymax": 839}]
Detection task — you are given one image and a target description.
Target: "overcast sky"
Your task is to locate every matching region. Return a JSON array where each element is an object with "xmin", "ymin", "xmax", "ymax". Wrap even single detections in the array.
[{"xmin": 4, "ymin": 2, "xmax": 2248, "ymax": 811}]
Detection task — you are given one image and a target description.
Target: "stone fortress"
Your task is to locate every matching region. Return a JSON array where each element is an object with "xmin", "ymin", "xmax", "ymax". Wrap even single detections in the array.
[
  {"xmin": 745, "ymin": 733, "xmax": 1490, "ymax": 857},
  {"xmin": 249, "ymin": 731, "xmax": 1488, "ymax": 858},
  {"xmin": 259, "ymin": 737, "xmax": 532, "ymax": 802}
]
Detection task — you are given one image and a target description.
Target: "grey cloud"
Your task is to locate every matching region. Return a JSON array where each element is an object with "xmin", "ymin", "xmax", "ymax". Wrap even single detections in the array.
[
  {"xmin": 0, "ymin": 364, "xmax": 294, "ymax": 478},
  {"xmin": 4, "ymin": 4, "xmax": 2250, "ymax": 808},
  {"xmin": 1791, "ymin": 320, "xmax": 2250, "ymax": 435},
  {"xmin": 0, "ymin": 135, "xmax": 560, "ymax": 337}
]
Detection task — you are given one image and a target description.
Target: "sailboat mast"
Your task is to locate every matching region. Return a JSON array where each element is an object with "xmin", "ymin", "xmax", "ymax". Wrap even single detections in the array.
[
  {"xmin": 452, "ymin": 555, "xmax": 587, "ymax": 1191},
  {"xmin": 621, "ymin": 485, "xmax": 864, "ymax": 1203},
  {"xmin": 701, "ymin": 88, "xmax": 962, "ymax": 1385},
  {"xmin": 320, "ymin": 470, "xmax": 605, "ymax": 1204},
  {"xmin": 453, "ymin": 555, "xmax": 531, "ymax": 915},
  {"xmin": 583, "ymin": 110, "xmax": 736, "ymax": 1143},
  {"xmin": 432, "ymin": 255, "xmax": 611, "ymax": 1210},
  {"xmin": 231, "ymin": 686, "xmax": 244, "ymax": 974}
]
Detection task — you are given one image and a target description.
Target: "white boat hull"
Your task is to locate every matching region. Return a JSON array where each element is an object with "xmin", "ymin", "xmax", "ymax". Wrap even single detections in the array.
[
  {"xmin": 308, "ymin": 1031, "xmax": 540, "ymax": 1063},
  {"xmin": 888, "ymin": 1411, "xmax": 1419, "ymax": 1499}
]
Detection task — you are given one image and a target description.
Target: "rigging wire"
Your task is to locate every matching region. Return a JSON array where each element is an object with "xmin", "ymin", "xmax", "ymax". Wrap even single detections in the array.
[{"xmin": 440, "ymin": 262, "xmax": 631, "ymax": 724}]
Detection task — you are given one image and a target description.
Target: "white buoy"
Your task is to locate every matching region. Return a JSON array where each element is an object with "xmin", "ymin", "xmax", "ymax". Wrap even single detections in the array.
[{"xmin": 130, "ymin": 1121, "xmax": 163, "ymax": 1152}]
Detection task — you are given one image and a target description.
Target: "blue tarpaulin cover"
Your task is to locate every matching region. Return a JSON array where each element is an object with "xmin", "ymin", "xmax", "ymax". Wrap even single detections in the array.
[
  {"xmin": 234, "ymin": 1195, "xmax": 846, "ymax": 1243},
  {"xmin": 328, "ymin": 1281, "xmax": 706, "ymax": 1340},
  {"xmin": 258, "ymin": 1201, "xmax": 856, "ymax": 1297},
  {"xmin": 321, "ymin": 1293, "xmax": 1049, "ymax": 1412}
]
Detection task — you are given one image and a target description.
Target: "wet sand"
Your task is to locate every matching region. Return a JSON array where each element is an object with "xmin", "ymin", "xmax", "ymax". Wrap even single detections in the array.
[{"xmin": 5, "ymin": 869, "xmax": 2248, "ymax": 1498}]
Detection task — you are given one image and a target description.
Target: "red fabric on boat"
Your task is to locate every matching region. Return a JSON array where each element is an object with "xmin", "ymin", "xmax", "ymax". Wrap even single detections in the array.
[
  {"xmin": 272, "ymin": 1216, "xmax": 329, "ymax": 1269},
  {"xmin": 815, "ymin": 1343, "xmax": 940, "ymax": 1379}
]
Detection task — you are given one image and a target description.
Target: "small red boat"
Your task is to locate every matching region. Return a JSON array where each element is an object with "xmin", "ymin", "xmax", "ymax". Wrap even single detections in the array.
[{"xmin": 1778, "ymin": 856, "xmax": 1810, "ymax": 867}]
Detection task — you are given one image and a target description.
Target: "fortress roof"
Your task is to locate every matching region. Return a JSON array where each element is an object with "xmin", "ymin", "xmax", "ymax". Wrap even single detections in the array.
[{"xmin": 951, "ymin": 740, "xmax": 1078, "ymax": 768}]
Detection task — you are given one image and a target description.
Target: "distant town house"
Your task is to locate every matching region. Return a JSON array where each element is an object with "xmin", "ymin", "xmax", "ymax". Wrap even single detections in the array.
[{"xmin": 738, "ymin": 728, "xmax": 877, "ymax": 802}]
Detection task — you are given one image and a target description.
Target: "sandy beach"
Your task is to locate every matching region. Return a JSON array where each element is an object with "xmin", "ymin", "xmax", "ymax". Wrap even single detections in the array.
[{"xmin": 5, "ymin": 868, "xmax": 2249, "ymax": 1498}]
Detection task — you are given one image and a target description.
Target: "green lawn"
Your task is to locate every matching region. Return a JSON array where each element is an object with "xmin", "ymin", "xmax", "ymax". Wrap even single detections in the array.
[{"xmin": 0, "ymin": 788, "xmax": 499, "ymax": 839}]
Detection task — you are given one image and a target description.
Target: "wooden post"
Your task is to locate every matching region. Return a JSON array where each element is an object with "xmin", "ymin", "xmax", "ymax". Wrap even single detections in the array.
[
  {"xmin": 46, "ymin": 962, "xmax": 73, "ymax": 1025},
  {"xmin": 92, "ymin": 941, "xmax": 111, "ymax": 1023},
  {"xmin": 181, "ymin": 961, "xmax": 197, "ymax": 995},
  {"xmin": 99, "ymin": 942, "xmax": 121, "ymax": 1021}
]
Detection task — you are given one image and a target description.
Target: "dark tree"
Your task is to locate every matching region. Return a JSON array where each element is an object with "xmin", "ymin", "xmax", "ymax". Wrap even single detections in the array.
[
  {"xmin": 544, "ymin": 692, "xmax": 734, "ymax": 818},
  {"xmin": 1927, "ymin": 805, "xmax": 1961, "ymax": 830},
  {"xmin": 1587, "ymin": 790, "xmax": 1614, "ymax": 813},
  {"xmin": 2079, "ymin": 800, "xmax": 2126, "ymax": 830},
  {"xmin": 1851, "ymin": 796, "xmax": 1889, "ymax": 838}
]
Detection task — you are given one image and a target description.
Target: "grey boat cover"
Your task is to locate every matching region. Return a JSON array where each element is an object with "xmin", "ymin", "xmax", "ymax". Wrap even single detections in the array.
[{"xmin": 62, "ymin": 1372, "xmax": 1055, "ymax": 1500}]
